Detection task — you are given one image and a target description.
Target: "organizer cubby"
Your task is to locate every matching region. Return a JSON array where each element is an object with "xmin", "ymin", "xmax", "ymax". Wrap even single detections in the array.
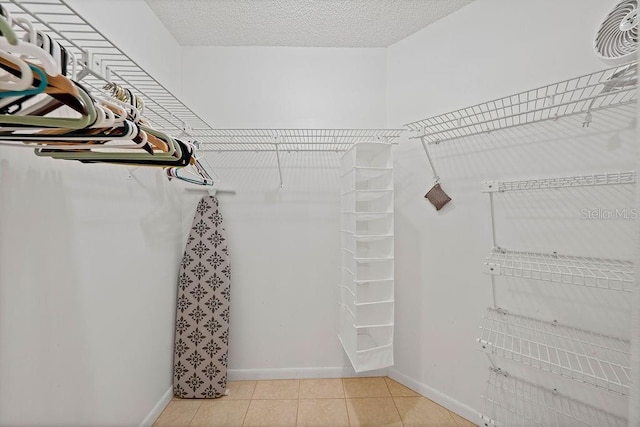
[{"xmin": 339, "ymin": 142, "xmax": 395, "ymax": 372}]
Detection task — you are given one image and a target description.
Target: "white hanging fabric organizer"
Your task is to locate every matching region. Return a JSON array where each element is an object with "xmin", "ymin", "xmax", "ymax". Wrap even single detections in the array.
[{"xmin": 339, "ymin": 142, "xmax": 394, "ymax": 372}]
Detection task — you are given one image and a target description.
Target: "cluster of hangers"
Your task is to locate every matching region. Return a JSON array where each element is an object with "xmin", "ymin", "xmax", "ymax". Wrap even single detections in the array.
[{"xmin": 0, "ymin": 5, "xmax": 213, "ymax": 186}]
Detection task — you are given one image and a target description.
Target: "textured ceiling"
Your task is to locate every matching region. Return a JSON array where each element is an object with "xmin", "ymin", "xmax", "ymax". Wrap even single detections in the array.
[{"xmin": 144, "ymin": 0, "xmax": 474, "ymax": 47}]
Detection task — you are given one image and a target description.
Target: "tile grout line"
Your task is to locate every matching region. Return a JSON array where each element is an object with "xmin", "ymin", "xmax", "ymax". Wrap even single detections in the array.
[
  {"xmin": 240, "ymin": 380, "xmax": 257, "ymax": 427},
  {"xmin": 342, "ymin": 378, "xmax": 352, "ymax": 426},
  {"xmin": 341, "ymin": 397, "xmax": 350, "ymax": 427},
  {"xmin": 296, "ymin": 379, "xmax": 301, "ymax": 426},
  {"xmin": 185, "ymin": 400, "xmax": 203, "ymax": 427},
  {"xmin": 240, "ymin": 400, "xmax": 250, "ymax": 427},
  {"xmin": 385, "ymin": 377, "xmax": 406, "ymax": 427},
  {"xmin": 447, "ymin": 409, "xmax": 461, "ymax": 427}
]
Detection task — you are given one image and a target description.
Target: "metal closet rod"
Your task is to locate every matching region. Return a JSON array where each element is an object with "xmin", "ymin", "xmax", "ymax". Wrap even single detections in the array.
[{"xmin": 185, "ymin": 187, "xmax": 236, "ymax": 196}]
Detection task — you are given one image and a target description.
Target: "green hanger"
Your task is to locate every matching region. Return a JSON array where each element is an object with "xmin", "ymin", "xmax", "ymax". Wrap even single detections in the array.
[
  {"xmin": 0, "ymin": 84, "xmax": 96, "ymax": 129},
  {"xmin": 34, "ymin": 126, "xmax": 185, "ymax": 164},
  {"xmin": 0, "ymin": 14, "xmax": 18, "ymax": 46}
]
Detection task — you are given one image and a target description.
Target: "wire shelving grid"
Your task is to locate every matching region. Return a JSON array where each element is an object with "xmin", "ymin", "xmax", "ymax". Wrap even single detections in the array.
[
  {"xmin": 194, "ymin": 129, "xmax": 405, "ymax": 152},
  {"xmin": 481, "ymin": 369, "xmax": 627, "ymax": 427},
  {"xmin": 478, "ymin": 308, "xmax": 631, "ymax": 396},
  {"xmin": 193, "ymin": 129, "xmax": 403, "ymax": 187},
  {"xmin": 4, "ymin": 0, "xmax": 214, "ymax": 135},
  {"xmin": 481, "ymin": 172, "xmax": 636, "ymax": 193},
  {"xmin": 404, "ymin": 62, "xmax": 637, "ymax": 144},
  {"xmin": 482, "ymin": 171, "xmax": 636, "ymax": 292},
  {"xmin": 484, "ymin": 249, "xmax": 635, "ymax": 292}
]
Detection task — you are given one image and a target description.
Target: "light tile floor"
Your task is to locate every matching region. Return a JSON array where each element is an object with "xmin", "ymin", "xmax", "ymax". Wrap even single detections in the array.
[{"xmin": 154, "ymin": 377, "xmax": 477, "ymax": 427}]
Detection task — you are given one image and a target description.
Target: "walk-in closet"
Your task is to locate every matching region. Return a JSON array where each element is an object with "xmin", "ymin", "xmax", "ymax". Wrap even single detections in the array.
[{"xmin": 0, "ymin": 0, "xmax": 638, "ymax": 426}]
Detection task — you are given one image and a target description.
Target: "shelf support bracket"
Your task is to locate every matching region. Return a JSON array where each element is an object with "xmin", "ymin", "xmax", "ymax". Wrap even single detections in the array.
[
  {"xmin": 479, "ymin": 414, "xmax": 498, "ymax": 426},
  {"xmin": 483, "ymin": 262, "xmax": 500, "ymax": 275},
  {"xmin": 272, "ymin": 135, "xmax": 283, "ymax": 189},
  {"xmin": 481, "ymin": 181, "xmax": 501, "ymax": 193},
  {"xmin": 418, "ymin": 132, "xmax": 440, "ymax": 184}
]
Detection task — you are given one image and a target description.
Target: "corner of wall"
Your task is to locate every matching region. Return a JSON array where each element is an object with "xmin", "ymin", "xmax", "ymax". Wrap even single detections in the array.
[
  {"xmin": 387, "ymin": 368, "xmax": 479, "ymax": 425},
  {"xmin": 139, "ymin": 386, "xmax": 173, "ymax": 427}
]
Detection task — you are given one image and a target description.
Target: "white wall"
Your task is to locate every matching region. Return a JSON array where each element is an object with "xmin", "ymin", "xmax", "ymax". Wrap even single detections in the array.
[
  {"xmin": 0, "ymin": 1, "xmax": 187, "ymax": 425},
  {"xmin": 387, "ymin": 0, "xmax": 636, "ymax": 422},
  {"xmin": 181, "ymin": 46, "xmax": 386, "ymax": 128},
  {"xmin": 179, "ymin": 46, "xmax": 388, "ymax": 377}
]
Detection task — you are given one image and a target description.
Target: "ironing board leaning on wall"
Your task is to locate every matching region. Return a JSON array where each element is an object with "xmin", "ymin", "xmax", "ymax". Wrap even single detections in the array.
[{"xmin": 173, "ymin": 196, "xmax": 231, "ymax": 398}]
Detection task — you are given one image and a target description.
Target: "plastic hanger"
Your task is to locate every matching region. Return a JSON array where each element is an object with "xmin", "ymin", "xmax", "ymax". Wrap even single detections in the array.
[
  {"xmin": 14, "ymin": 17, "xmax": 36, "ymax": 46},
  {"xmin": 0, "ymin": 15, "xmax": 33, "ymax": 92},
  {"xmin": 59, "ymin": 44, "xmax": 68, "ymax": 77},
  {"xmin": 0, "ymin": 121, "xmax": 132, "ymax": 144},
  {"xmin": 0, "ymin": 82, "xmax": 94, "ymax": 129},
  {"xmin": 89, "ymin": 103, "xmax": 112, "ymax": 128},
  {"xmin": 34, "ymin": 129, "xmax": 189, "ymax": 166},
  {"xmin": 168, "ymin": 163, "xmax": 213, "ymax": 186},
  {"xmin": 95, "ymin": 96, "xmax": 127, "ymax": 125},
  {"xmin": 35, "ymin": 139, "xmax": 190, "ymax": 166},
  {"xmin": 0, "ymin": 114, "xmax": 153, "ymax": 153},
  {"xmin": 1, "ymin": 120, "xmax": 152, "ymax": 153},
  {"xmin": 0, "ymin": 56, "xmax": 87, "ymax": 115},
  {"xmin": 167, "ymin": 149, "xmax": 215, "ymax": 186},
  {"xmin": 29, "ymin": 119, "xmax": 181, "ymax": 161},
  {"xmin": 0, "ymin": 13, "xmax": 17, "ymax": 46},
  {"xmin": 0, "ymin": 50, "xmax": 34, "ymax": 92},
  {"xmin": 0, "ymin": 64, "xmax": 46, "ymax": 97},
  {"xmin": 39, "ymin": 32, "xmax": 63, "ymax": 76},
  {"xmin": 0, "ymin": 35, "xmax": 59, "ymax": 76}
]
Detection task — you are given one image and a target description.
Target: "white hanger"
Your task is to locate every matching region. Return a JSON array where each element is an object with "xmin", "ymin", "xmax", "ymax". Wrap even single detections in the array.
[
  {"xmin": 95, "ymin": 96, "xmax": 128, "ymax": 125},
  {"xmin": 66, "ymin": 48, "xmax": 78, "ymax": 80},
  {"xmin": 90, "ymin": 104, "xmax": 114, "ymax": 128},
  {"xmin": 0, "ymin": 49, "xmax": 33, "ymax": 91},
  {"xmin": 14, "ymin": 17, "xmax": 37, "ymax": 44},
  {"xmin": 40, "ymin": 32, "xmax": 63, "ymax": 76},
  {"xmin": 0, "ymin": 36, "xmax": 59, "ymax": 76}
]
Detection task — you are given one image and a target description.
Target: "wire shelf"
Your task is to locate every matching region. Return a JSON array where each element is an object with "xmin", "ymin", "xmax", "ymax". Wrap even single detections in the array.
[
  {"xmin": 482, "ymin": 172, "xmax": 636, "ymax": 193},
  {"xmin": 194, "ymin": 129, "xmax": 405, "ymax": 152},
  {"xmin": 5, "ymin": 0, "xmax": 214, "ymax": 134},
  {"xmin": 405, "ymin": 62, "xmax": 637, "ymax": 144},
  {"xmin": 481, "ymin": 369, "xmax": 627, "ymax": 427},
  {"xmin": 477, "ymin": 307, "xmax": 631, "ymax": 395},
  {"xmin": 484, "ymin": 249, "xmax": 635, "ymax": 292}
]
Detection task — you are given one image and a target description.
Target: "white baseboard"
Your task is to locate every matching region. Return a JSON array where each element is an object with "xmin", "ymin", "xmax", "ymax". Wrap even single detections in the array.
[
  {"xmin": 228, "ymin": 366, "xmax": 388, "ymax": 380},
  {"xmin": 139, "ymin": 386, "xmax": 173, "ymax": 427},
  {"xmin": 387, "ymin": 368, "xmax": 480, "ymax": 426}
]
